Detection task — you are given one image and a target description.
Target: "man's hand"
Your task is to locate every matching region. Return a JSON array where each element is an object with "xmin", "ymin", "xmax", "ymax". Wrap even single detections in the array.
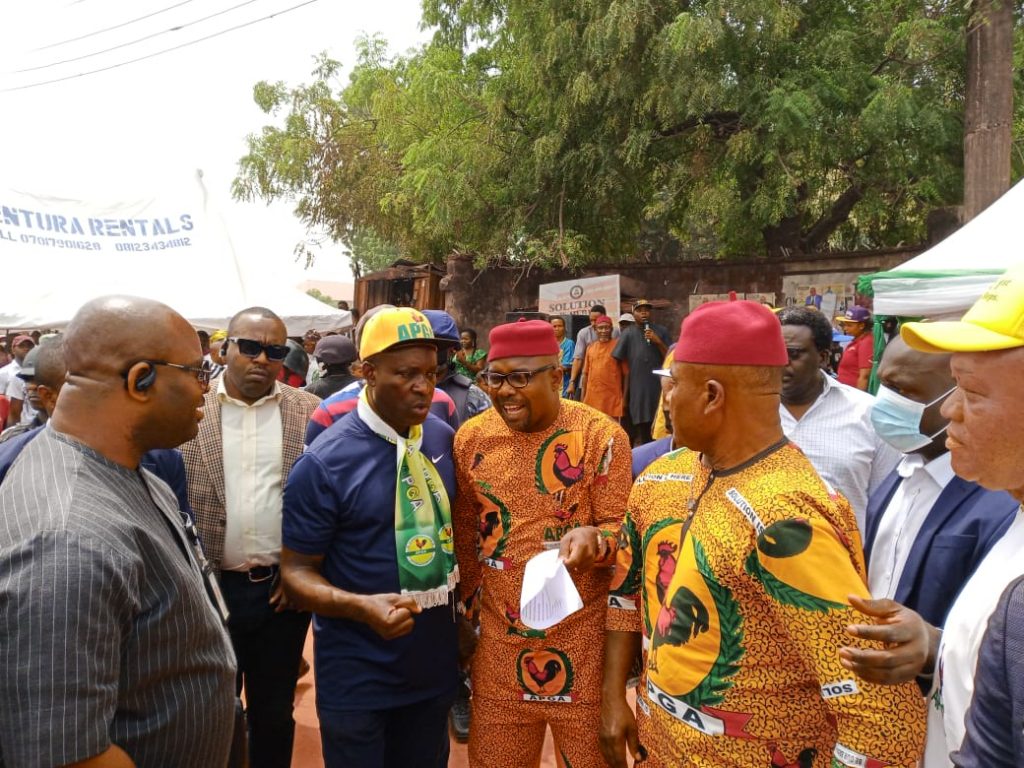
[
  {"xmin": 566, "ymin": 381, "xmax": 576, "ymax": 397},
  {"xmin": 600, "ymin": 693, "xmax": 641, "ymax": 768},
  {"xmin": 269, "ymin": 580, "xmax": 294, "ymax": 613},
  {"xmin": 559, "ymin": 525, "xmax": 606, "ymax": 572},
  {"xmin": 644, "ymin": 328, "xmax": 666, "ymax": 353},
  {"xmin": 839, "ymin": 595, "xmax": 938, "ymax": 684},
  {"xmin": 357, "ymin": 594, "xmax": 423, "ymax": 640}
]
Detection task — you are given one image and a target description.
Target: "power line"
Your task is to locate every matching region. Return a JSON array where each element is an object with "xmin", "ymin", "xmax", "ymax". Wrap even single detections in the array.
[
  {"xmin": 19, "ymin": 0, "xmax": 262, "ymax": 73},
  {"xmin": 36, "ymin": 0, "xmax": 198, "ymax": 51},
  {"xmin": 1, "ymin": 0, "xmax": 322, "ymax": 93}
]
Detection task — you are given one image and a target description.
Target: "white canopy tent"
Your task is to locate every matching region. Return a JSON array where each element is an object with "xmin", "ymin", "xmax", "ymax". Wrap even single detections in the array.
[
  {"xmin": 0, "ymin": 173, "xmax": 350, "ymax": 335},
  {"xmin": 863, "ymin": 180, "xmax": 1024, "ymax": 318}
]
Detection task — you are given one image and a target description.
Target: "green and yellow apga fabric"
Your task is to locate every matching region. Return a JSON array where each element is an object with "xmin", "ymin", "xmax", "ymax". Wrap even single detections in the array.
[{"xmin": 607, "ymin": 442, "xmax": 925, "ymax": 768}]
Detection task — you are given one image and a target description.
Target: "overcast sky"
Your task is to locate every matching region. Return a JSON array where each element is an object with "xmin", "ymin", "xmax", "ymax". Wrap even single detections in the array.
[{"xmin": 0, "ymin": 0, "xmax": 428, "ymax": 288}]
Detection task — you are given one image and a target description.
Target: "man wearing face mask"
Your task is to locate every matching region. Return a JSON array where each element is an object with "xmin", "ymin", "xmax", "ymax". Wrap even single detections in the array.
[
  {"xmin": 862, "ymin": 336, "xmax": 1018, "ymax": 631},
  {"xmin": 837, "ymin": 271, "xmax": 1024, "ymax": 768}
]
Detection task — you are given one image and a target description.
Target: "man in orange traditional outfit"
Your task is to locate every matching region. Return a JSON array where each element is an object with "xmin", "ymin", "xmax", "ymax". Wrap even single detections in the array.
[
  {"xmin": 600, "ymin": 300, "xmax": 925, "ymax": 768},
  {"xmin": 581, "ymin": 314, "xmax": 626, "ymax": 421},
  {"xmin": 454, "ymin": 318, "xmax": 632, "ymax": 767}
]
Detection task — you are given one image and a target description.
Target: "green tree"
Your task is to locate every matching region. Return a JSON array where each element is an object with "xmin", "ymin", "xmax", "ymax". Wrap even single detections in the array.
[
  {"xmin": 305, "ymin": 288, "xmax": 340, "ymax": 307},
  {"xmin": 236, "ymin": 1, "xmax": 1024, "ymax": 267}
]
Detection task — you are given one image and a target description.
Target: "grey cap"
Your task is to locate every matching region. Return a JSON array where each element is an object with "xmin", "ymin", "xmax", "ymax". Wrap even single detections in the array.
[
  {"xmin": 314, "ymin": 335, "xmax": 357, "ymax": 365},
  {"xmin": 16, "ymin": 347, "xmax": 39, "ymax": 379}
]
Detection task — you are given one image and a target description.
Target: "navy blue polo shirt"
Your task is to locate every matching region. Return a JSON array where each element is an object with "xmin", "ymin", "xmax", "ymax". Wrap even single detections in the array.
[{"xmin": 283, "ymin": 410, "xmax": 458, "ymax": 712}]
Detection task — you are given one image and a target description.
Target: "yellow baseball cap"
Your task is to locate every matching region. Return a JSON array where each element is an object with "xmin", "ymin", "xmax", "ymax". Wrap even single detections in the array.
[
  {"xmin": 359, "ymin": 307, "xmax": 438, "ymax": 359},
  {"xmin": 901, "ymin": 264, "xmax": 1024, "ymax": 353}
]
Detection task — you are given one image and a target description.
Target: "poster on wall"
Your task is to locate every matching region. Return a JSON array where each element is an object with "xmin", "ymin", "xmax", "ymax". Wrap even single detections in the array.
[
  {"xmin": 688, "ymin": 292, "xmax": 776, "ymax": 311},
  {"xmin": 539, "ymin": 274, "xmax": 621, "ymax": 319},
  {"xmin": 782, "ymin": 273, "xmax": 860, "ymax": 315}
]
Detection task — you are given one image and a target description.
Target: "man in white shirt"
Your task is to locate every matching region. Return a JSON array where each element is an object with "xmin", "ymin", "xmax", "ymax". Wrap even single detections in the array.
[
  {"xmin": 776, "ymin": 307, "xmax": 900, "ymax": 530},
  {"xmin": 181, "ymin": 307, "xmax": 321, "ymax": 768},
  {"xmin": 2, "ymin": 335, "xmax": 35, "ymax": 428}
]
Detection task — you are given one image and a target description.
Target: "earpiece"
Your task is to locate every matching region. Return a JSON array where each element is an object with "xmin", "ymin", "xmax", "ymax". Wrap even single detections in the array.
[{"xmin": 135, "ymin": 364, "xmax": 157, "ymax": 391}]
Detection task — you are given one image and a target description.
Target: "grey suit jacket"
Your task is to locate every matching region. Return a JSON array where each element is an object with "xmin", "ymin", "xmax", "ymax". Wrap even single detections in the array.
[{"xmin": 180, "ymin": 378, "xmax": 320, "ymax": 571}]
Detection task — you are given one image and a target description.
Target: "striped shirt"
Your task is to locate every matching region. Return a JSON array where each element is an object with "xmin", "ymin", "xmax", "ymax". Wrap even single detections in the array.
[
  {"xmin": 0, "ymin": 428, "xmax": 236, "ymax": 767},
  {"xmin": 780, "ymin": 372, "xmax": 901, "ymax": 532}
]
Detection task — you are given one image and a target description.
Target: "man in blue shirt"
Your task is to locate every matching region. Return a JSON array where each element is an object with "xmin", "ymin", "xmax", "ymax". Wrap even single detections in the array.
[{"xmin": 282, "ymin": 307, "xmax": 459, "ymax": 768}]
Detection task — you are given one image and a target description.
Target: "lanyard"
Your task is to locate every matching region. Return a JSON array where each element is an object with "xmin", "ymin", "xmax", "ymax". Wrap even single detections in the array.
[{"xmin": 141, "ymin": 472, "xmax": 231, "ymax": 625}]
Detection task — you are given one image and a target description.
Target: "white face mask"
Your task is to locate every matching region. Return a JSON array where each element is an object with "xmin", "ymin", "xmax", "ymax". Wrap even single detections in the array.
[{"xmin": 870, "ymin": 384, "xmax": 956, "ymax": 453}]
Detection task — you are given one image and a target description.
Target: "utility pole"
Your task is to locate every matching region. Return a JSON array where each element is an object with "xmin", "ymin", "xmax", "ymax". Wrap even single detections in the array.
[{"xmin": 962, "ymin": 0, "xmax": 1013, "ymax": 221}]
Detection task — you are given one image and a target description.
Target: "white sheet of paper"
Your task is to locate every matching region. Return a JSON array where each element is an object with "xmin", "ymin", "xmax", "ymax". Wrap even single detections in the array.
[{"xmin": 519, "ymin": 549, "xmax": 584, "ymax": 630}]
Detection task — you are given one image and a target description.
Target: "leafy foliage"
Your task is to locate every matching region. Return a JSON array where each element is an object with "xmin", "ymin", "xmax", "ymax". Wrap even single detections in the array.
[
  {"xmin": 305, "ymin": 288, "xmax": 340, "ymax": 306},
  {"xmin": 235, "ymin": 1, "xmax": 1024, "ymax": 270}
]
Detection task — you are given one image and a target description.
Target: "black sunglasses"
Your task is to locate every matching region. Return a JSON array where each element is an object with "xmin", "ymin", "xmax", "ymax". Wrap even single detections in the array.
[
  {"xmin": 228, "ymin": 337, "xmax": 289, "ymax": 362},
  {"xmin": 123, "ymin": 359, "xmax": 216, "ymax": 386},
  {"xmin": 479, "ymin": 364, "xmax": 556, "ymax": 389}
]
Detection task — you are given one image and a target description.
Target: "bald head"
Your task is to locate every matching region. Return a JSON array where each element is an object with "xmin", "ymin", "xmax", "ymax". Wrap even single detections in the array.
[
  {"xmin": 33, "ymin": 335, "xmax": 66, "ymax": 391},
  {"xmin": 63, "ymin": 296, "xmax": 197, "ymax": 378},
  {"xmin": 878, "ymin": 337, "xmax": 953, "ymax": 395},
  {"xmin": 670, "ymin": 361, "xmax": 784, "ymax": 465},
  {"xmin": 227, "ymin": 306, "xmax": 282, "ymax": 337},
  {"xmin": 53, "ymin": 296, "xmax": 207, "ymax": 466}
]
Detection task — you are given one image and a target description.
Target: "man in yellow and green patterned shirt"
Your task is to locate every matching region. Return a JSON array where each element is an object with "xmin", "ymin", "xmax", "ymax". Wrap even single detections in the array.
[{"xmin": 601, "ymin": 300, "xmax": 925, "ymax": 768}]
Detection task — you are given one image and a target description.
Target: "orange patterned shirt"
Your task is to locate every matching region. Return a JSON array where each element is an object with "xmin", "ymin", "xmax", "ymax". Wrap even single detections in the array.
[
  {"xmin": 454, "ymin": 400, "xmax": 632, "ymax": 706},
  {"xmin": 607, "ymin": 441, "xmax": 925, "ymax": 767}
]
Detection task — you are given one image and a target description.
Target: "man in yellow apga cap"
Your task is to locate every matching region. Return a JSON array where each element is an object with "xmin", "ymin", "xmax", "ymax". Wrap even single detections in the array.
[
  {"xmin": 876, "ymin": 264, "xmax": 1024, "ymax": 768},
  {"xmin": 280, "ymin": 307, "xmax": 460, "ymax": 768}
]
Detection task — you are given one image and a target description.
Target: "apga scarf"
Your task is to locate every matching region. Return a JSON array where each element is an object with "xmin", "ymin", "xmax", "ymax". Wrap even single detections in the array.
[{"xmin": 358, "ymin": 388, "xmax": 458, "ymax": 609}]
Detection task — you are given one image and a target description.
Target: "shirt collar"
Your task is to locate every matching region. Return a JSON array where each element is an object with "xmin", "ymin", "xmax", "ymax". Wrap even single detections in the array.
[
  {"xmin": 897, "ymin": 451, "xmax": 954, "ymax": 484},
  {"xmin": 216, "ymin": 375, "xmax": 282, "ymax": 407}
]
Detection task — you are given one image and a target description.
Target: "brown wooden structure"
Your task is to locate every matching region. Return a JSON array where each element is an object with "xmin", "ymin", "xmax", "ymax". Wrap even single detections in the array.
[{"xmin": 353, "ymin": 260, "xmax": 446, "ymax": 315}]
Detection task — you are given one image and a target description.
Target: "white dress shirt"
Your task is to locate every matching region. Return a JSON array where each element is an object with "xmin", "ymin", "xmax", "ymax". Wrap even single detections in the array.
[
  {"xmin": 5, "ymin": 374, "xmax": 37, "ymax": 425},
  {"xmin": 218, "ymin": 378, "xmax": 284, "ymax": 571},
  {"xmin": 924, "ymin": 507, "xmax": 1024, "ymax": 767},
  {"xmin": 868, "ymin": 452, "xmax": 955, "ymax": 598},
  {"xmin": 0, "ymin": 360, "xmax": 20, "ymax": 401},
  {"xmin": 780, "ymin": 372, "xmax": 901, "ymax": 532}
]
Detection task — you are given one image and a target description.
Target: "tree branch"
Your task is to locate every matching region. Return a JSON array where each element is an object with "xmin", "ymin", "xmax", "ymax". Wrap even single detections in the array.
[
  {"xmin": 653, "ymin": 111, "xmax": 742, "ymax": 142},
  {"xmin": 801, "ymin": 183, "xmax": 864, "ymax": 251}
]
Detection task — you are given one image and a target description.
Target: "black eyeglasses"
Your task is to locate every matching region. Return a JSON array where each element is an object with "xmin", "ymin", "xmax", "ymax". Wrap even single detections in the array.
[
  {"xmin": 123, "ymin": 359, "xmax": 216, "ymax": 386},
  {"xmin": 479, "ymin": 364, "xmax": 556, "ymax": 389},
  {"xmin": 228, "ymin": 337, "xmax": 289, "ymax": 362}
]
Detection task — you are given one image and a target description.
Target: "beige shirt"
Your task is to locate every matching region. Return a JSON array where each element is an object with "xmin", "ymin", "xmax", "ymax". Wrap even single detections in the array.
[{"xmin": 218, "ymin": 378, "xmax": 284, "ymax": 571}]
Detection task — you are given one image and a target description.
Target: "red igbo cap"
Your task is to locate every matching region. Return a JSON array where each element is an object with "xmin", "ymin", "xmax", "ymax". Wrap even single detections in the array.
[
  {"xmin": 673, "ymin": 300, "xmax": 788, "ymax": 366},
  {"xmin": 488, "ymin": 318, "xmax": 560, "ymax": 362},
  {"xmin": 595, "ymin": 315, "xmax": 613, "ymax": 325}
]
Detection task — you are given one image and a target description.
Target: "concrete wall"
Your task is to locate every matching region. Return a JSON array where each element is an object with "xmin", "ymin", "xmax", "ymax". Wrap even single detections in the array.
[{"xmin": 441, "ymin": 249, "xmax": 917, "ymax": 336}]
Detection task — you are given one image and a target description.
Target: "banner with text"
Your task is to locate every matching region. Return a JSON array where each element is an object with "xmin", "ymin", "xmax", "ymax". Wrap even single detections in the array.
[
  {"xmin": 539, "ymin": 275, "xmax": 621, "ymax": 319},
  {"xmin": 0, "ymin": 177, "xmax": 348, "ymax": 332}
]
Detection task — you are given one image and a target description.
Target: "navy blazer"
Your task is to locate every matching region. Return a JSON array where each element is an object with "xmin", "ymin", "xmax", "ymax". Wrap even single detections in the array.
[
  {"xmin": 953, "ymin": 575, "xmax": 1024, "ymax": 767},
  {"xmin": 864, "ymin": 467, "xmax": 1018, "ymax": 629}
]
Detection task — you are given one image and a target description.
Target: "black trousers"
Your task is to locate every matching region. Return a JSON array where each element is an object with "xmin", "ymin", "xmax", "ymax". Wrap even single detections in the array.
[
  {"xmin": 221, "ymin": 570, "xmax": 312, "ymax": 768},
  {"xmin": 319, "ymin": 691, "xmax": 455, "ymax": 768}
]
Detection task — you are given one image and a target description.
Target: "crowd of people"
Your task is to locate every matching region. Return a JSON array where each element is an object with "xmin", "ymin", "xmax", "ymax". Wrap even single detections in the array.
[{"xmin": 0, "ymin": 270, "xmax": 1023, "ymax": 768}]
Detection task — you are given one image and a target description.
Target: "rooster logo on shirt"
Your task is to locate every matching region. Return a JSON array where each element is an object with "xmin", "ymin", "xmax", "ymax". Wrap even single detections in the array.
[{"xmin": 535, "ymin": 430, "xmax": 586, "ymax": 495}]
